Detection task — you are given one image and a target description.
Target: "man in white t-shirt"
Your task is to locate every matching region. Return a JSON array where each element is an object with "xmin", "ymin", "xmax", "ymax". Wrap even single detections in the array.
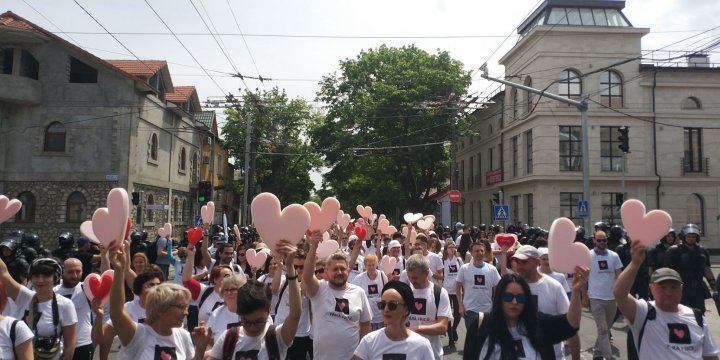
[
  {"xmin": 614, "ymin": 239, "xmax": 720, "ymax": 360},
  {"xmin": 55, "ymin": 258, "xmax": 94, "ymax": 360},
  {"xmin": 379, "ymin": 239, "xmax": 405, "ymax": 281},
  {"xmin": 585, "ymin": 230, "xmax": 623, "ymax": 360},
  {"xmin": 405, "ymin": 254, "xmax": 452, "ymax": 360},
  {"xmin": 414, "ymin": 234, "xmax": 444, "ymax": 286},
  {"xmin": 455, "ymin": 242, "xmax": 500, "ymax": 331},
  {"xmin": 346, "ymin": 237, "xmax": 365, "ymax": 283},
  {"xmin": 304, "ymin": 231, "xmax": 372, "ymax": 360}
]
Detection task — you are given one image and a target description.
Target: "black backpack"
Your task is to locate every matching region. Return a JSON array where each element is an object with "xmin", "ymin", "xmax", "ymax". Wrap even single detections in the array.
[{"xmin": 146, "ymin": 237, "xmax": 161, "ymax": 264}]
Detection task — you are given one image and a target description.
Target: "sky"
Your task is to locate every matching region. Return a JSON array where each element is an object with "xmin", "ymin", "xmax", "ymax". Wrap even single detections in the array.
[{"xmin": 3, "ymin": 0, "xmax": 719, "ymax": 187}]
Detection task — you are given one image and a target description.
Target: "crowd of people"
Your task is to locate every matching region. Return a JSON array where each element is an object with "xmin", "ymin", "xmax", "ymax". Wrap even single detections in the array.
[{"xmin": 0, "ymin": 219, "xmax": 717, "ymax": 359}]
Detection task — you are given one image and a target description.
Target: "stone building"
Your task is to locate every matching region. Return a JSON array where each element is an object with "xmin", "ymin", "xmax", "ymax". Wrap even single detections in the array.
[
  {"xmin": 454, "ymin": 0, "xmax": 720, "ymax": 246},
  {"xmin": 0, "ymin": 11, "xmax": 230, "ymax": 246}
]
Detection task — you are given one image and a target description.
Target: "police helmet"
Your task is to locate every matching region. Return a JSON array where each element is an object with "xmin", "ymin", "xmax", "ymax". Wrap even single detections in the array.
[
  {"xmin": 680, "ymin": 224, "xmax": 702, "ymax": 241},
  {"xmin": 594, "ymin": 221, "xmax": 610, "ymax": 233},
  {"xmin": 609, "ymin": 225, "xmax": 625, "ymax": 240},
  {"xmin": 576, "ymin": 226, "xmax": 586, "ymax": 238},
  {"xmin": 58, "ymin": 232, "xmax": 74, "ymax": 248},
  {"xmin": 24, "ymin": 233, "xmax": 41, "ymax": 247},
  {"xmin": 0, "ymin": 239, "xmax": 19, "ymax": 253}
]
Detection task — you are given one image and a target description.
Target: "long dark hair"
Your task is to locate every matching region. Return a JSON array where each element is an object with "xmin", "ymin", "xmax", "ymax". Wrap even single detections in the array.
[{"xmin": 483, "ymin": 274, "xmax": 540, "ymax": 360}]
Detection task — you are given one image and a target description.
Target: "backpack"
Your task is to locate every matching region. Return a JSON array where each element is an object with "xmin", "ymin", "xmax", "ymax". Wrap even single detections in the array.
[
  {"xmin": 222, "ymin": 324, "xmax": 280, "ymax": 360},
  {"xmin": 432, "ymin": 283, "xmax": 441, "ymax": 317},
  {"xmin": 9, "ymin": 319, "xmax": 18, "ymax": 360},
  {"xmin": 146, "ymin": 237, "xmax": 161, "ymax": 264},
  {"xmin": 629, "ymin": 300, "xmax": 704, "ymax": 359}
]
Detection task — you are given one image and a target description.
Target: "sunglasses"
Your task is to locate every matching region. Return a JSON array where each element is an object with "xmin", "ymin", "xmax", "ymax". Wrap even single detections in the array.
[
  {"xmin": 315, "ymin": 268, "xmax": 325, "ymax": 275},
  {"xmin": 595, "ymin": 238, "xmax": 607, "ymax": 242},
  {"xmin": 377, "ymin": 300, "xmax": 405, "ymax": 311},
  {"xmin": 501, "ymin": 292, "xmax": 528, "ymax": 304}
]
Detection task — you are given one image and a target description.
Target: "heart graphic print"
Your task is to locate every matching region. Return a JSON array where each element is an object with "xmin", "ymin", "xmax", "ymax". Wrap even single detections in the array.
[
  {"xmin": 368, "ymin": 284, "xmax": 378, "ymax": 295},
  {"xmin": 598, "ymin": 260, "xmax": 608, "ymax": 270},
  {"xmin": 382, "ymin": 354, "xmax": 407, "ymax": 360},
  {"xmin": 474, "ymin": 274, "xmax": 486, "ymax": 286},
  {"xmin": 449, "ymin": 264, "xmax": 457, "ymax": 273},
  {"xmin": 410, "ymin": 298, "xmax": 427, "ymax": 315},
  {"xmin": 154, "ymin": 345, "xmax": 177, "ymax": 360},
  {"xmin": 668, "ymin": 323, "xmax": 691, "ymax": 344},
  {"xmin": 234, "ymin": 349, "xmax": 259, "ymax": 360},
  {"xmin": 335, "ymin": 298, "xmax": 350, "ymax": 315}
]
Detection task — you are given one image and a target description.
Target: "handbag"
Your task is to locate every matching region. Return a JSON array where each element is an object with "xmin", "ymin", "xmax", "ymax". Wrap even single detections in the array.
[{"xmin": 28, "ymin": 293, "xmax": 62, "ymax": 359}]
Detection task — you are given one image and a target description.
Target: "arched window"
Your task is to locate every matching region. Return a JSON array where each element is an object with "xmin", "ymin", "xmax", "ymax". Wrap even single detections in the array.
[
  {"xmin": 559, "ymin": 69, "xmax": 582, "ymax": 100},
  {"xmin": 66, "ymin": 191, "xmax": 86, "ymax": 223},
  {"xmin": 511, "ymin": 88, "xmax": 519, "ymax": 120},
  {"xmin": 180, "ymin": 147, "xmax": 187, "ymax": 172},
  {"xmin": 686, "ymin": 193, "xmax": 705, "ymax": 231},
  {"xmin": 146, "ymin": 194, "xmax": 155, "ymax": 222},
  {"xmin": 15, "ymin": 191, "xmax": 36, "ymax": 223},
  {"xmin": 173, "ymin": 198, "xmax": 179, "ymax": 222},
  {"xmin": 44, "ymin": 122, "xmax": 66, "ymax": 152},
  {"xmin": 682, "ymin": 97, "xmax": 701, "ymax": 110},
  {"xmin": 524, "ymin": 77, "xmax": 534, "ymax": 114},
  {"xmin": 182, "ymin": 199, "xmax": 187, "ymax": 223},
  {"xmin": 150, "ymin": 133, "xmax": 158, "ymax": 161},
  {"xmin": 600, "ymin": 70, "xmax": 623, "ymax": 107}
]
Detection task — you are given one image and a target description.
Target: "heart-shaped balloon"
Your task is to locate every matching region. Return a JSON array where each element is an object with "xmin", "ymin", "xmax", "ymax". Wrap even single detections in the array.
[
  {"xmin": 80, "ymin": 221, "xmax": 100, "ymax": 244},
  {"xmin": 355, "ymin": 226, "xmax": 367, "ymax": 240},
  {"xmin": 377, "ymin": 219, "xmax": 393, "ymax": 235},
  {"xmin": 0, "ymin": 196, "xmax": 22, "ymax": 224},
  {"xmin": 322, "ymin": 231, "xmax": 331, "ymax": 242},
  {"xmin": 316, "ymin": 239, "xmax": 340, "ymax": 259},
  {"xmin": 233, "ymin": 225, "xmax": 241, "ymax": 241},
  {"xmin": 83, "ymin": 270, "xmax": 114, "ymax": 305},
  {"xmin": 423, "ymin": 214, "xmax": 436, "ymax": 223},
  {"xmin": 158, "ymin": 223, "xmax": 172, "ymax": 238},
  {"xmin": 186, "ymin": 227, "xmax": 203, "ymax": 245},
  {"xmin": 201, "ymin": 201, "xmax": 215, "ymax": 225},
  {"xmin": 246, "ymin": 249, "xmax": 268, "ymax": 269},
  {"xmin": 92, "ymin": 188, "xmax": 130, "ymax": 247},
  {"xmin": 370, "ymin": 214, "xmax": 377, "ymax": 224},
  {"xmin": 621, "ymin": 199, "xmax": 672, "ymax": 246},
  {"xmin": 403, "ymin": 226, "xmax": 418, "ymax": 244},
  {"xmin": 356, "ymin": 205, "xmax": 373, "ymax": 220},
  {"xmin": 251, "ymin": 193, "xmax": 311, "ymax": 250},
  {"xmin": 124, "ymin": 217, "xmax": 132, "ymax": 241},
  {"xmin": 378, "ymin": 214, "xmax": 386, "ymax": 222},
  {"xmin": 403, "ymin": 213, "xmax": 423, "ymax": 225},
  {"xmin": 416, "ymin": 219, "xmax": 433, "ymax": 230},
  {"xmin": 304, "ymin": 197, "xmax": 341, "ymax": 233},
  {"xmin": 337, "ymin": 211, "xmax": 351, "ymax": 229},
  {"xmin": 494, "ymin": 233, "xmax": 518, "ymax": 248},
  {"xmin": 548, "ymin": 217, "xmax": 591, "ymax": 274},
  {"xmin": 381, "ymin": 256, "xmax": 398, "ymax": 275}
]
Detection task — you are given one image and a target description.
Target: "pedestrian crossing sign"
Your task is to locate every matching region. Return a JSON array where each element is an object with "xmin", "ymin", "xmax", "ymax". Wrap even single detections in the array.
[
  {"xmin": 494, "ymin": 205, "xmax": 510, "ymax": 221},
  {"xmin": 578, "ymin": 200, "xmax": 589, "ymax": 218}
]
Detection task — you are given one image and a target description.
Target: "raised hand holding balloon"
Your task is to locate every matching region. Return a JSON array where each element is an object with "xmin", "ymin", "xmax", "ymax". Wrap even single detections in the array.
[
  {"xmin": 92, "ymin": 188, "xmax": 130, "ymax": 248},
  {"xmin": 251, "ymin": 192, "xmax": 311, "ymax": 254},
  {"xmin": 548, "ymin": 217, "xmax": 591, "ymax": 274},
  {"xmin": 0, "ymin": 195, "xmax": 22, "ymax": 224},
  {"xmin": 201, "ymin": 201, "xmax": 215, "ymax": 226}
]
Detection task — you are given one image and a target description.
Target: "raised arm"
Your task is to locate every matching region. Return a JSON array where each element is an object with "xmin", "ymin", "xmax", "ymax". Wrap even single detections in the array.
[
  {"xmin": 201, "ymin": 226, "xmax": 211, "ymax": 268},
  {"xmin": 0, "ymin": 256, "xmax": 22, "ymax": 301},
  {"xmin": 303, "ymin": 231, "xmax": 322, "ymax": 297},
  {"xmin": 109, "ymin": 240, "xmax": 137, "ymax": 346},
  {"xmin": 613, "ymin": 239, "xmax": 645, "ymax": 325},
  {"xmin": 567, "ymin": 266, "xmax": 589, "ymax": 329},
  {"xmin": 270, "ymin": 257, "xmax": 283, "ymax": 295},
  {"xmin": 277, "ymin": 241, "xmax": 301, "ymax": 345},
  {"xmin": 182, "ymin": 244, "xmax": 197, "ymax": 282}
]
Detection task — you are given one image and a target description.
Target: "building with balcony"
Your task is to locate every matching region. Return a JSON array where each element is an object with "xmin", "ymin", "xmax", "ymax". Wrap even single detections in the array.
[{"xmin": 454, "ymin": 0, "xmax": 720, "ymax": 245}]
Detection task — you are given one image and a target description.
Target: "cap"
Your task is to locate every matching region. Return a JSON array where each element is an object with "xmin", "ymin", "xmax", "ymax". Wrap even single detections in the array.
[
  {"xmin": 428, "ymin": 231, "xmax": 437, "ymax": 237},
  {"xmin": 388, "ymin": 240, "xmax": 402, "ymax": 248},
  {"xmin": 512, "ymin": 245, "xmax": 541, "ymax": 260},
  {"xmin": 348, "ymin": 235, "xmax": 359, "ymax": 242},
  {"xmin": 650, "ymin": 268, "xmax": 683, "ymax": 284},
  {"xmin": 77, "ymin": 236, "xmax": 90, "ymax": 246},
  {"xmin": 537, "ymin": 247, "xmax": 549, "ymax": 257}
]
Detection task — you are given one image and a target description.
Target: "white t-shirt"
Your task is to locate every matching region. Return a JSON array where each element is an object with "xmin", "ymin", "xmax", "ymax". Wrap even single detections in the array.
[
  {"xmin": 273, "ymin": 279, "xmax": 312, "ymax": 337},
  {"xmin": 194, "ymin": 283, "xmax": 224, "ymax": 324},
  {"xmin": 542, "ymin": 270, "xmax": 571, "ymax": 293},
  {"xmin": 528, "ymin": 274, "xmax": 569, "ymax": 359},
  {"xmin": 407, "ymin": 283, "xmax": 452, "ymax": 360},
  {"xmin": 399, "ymin": 269, "xmax": 432, "ymax": 284},
  {"xmin": 2, "ymin": 298, "xmax": 21, "ymax": 320},
  {"xmin": 206, "ymin": 305, "xmax": 242, "ymax": 344},
  {"xmin": 479, "ymin": 325, "xmax": 540, "ymax": 360},
  {"xmin": 629, "ymin": 300, "xmax": 719, "ymax": 359},
  {"xmin": 353, "ymin": 328, "xmax": 434, "ymax": 360},
  {"xmin": 54, "ymin": 282, "xmax": 93, "ymax": 346},
  {"xmin": 588, "ymin": 249, "xmax": 622, "ymax": 300},
  {"xmin": 381, "ymin": 255, "xmax": 405, "ymax": 277},
  {"xmin": 16, "ymin": 285, "xmax": 77, "ymax": 358},
  {"xmin": 443, "ymin": 256, "xmax": 463, "ymax": 294},
  {"xmin": 107, "ymin": 298, "xmax": 146, "ymax": 327},
  {"xmin": 455, "ymin": 262, "xmax": 501, "ymax": 312},
  {"xmin": 351, "ymin": 271, "xmax": 388, "ymax": 324},
  {"xmin": 210, "ymin": 322, "xmax": 290, "ymax": 360},
  {"xmin": 427, "ymin": 252, "xmax": 444, "ymax": 286},
  {"xmin": 257, "ymin": 273, "xmax": 285, "ymax": 316},
  {"xmin": 348, "ymin": 254, "xmax": 365, "ymax": 284},
  {"xmin": 0, "ymin": 316, "xmax": 33, "ymax": 360},
  {"xmin": 309, "ymin": 281, "xmax": 372, "ymax": 360},
  {"xmin": 117, "ymin": 323, "xmax": 194, "ymax": 360}
]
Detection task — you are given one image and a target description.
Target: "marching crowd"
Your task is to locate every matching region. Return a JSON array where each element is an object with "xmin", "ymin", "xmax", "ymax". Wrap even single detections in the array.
[{"xmin": 0, "ymin": 220, "xmax": 717, "ymax": 360}]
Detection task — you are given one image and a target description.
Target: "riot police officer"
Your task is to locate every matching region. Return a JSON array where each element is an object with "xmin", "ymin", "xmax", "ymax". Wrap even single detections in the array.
[
  {"xmin": 52, "ymin": 232, "xmax": 76, "ymax": 262},
  {"xmin": 129, "ymin": 230, "xmax": 149, "ymax": 257},
  {"xmin": 647, "ymin": 229, "xmax": 677, "ymax": 274},
  {"xmin": 664, "ymin": 223, "xmax": 716, "ymax": 313},
  {"xmin": 0, "ymin": 237, "xmax": 29, "ymax": 284},
  {"xmin": 607, "ymin": 225, "xmax": 626, "ymax": 251}
]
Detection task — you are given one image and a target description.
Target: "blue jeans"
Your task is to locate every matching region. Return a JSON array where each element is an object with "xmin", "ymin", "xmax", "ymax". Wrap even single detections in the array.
[{"xmin": 464, "ymin": 310, "xmax": 479, "ymax": 331}]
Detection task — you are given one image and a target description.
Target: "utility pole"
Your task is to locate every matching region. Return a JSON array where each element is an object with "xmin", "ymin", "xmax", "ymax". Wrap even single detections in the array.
[
  {"xmin": 480, "ymin": 65, "xmax": 592, "ymax": 230},
  {"xmin": 242, "ymin": 114, "xmax": 252, "ymax": 226}
]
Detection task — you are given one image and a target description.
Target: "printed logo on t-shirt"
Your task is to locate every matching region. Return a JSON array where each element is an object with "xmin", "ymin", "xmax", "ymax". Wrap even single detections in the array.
[
  {"xmin": 226, "ymin": 321, "xmax": 241, "ymax": 329},
  {"xmin": 234, "ymin": 349, "xmax": 259, "ymax": 360},
  {"xmin": 598, "ymin": 260, "xmax": 608, "ymax": 270},
  {"xmin": 368, "ymin": 284, "xmax": 379, "ymax": 295},
  {"xmin": 335, "ymin": 298, "xmax": 350, "ymax": 315},
  {"xmin": 513, "ymin": 339, "xmax": 526, "ymax": 357},
  {"xmin": 382, "ymin": 354, "xmax": 406, "ymax": 360},
  {"xmin": 392, "ymin": 269, "xmax": 400, "ymax": 276},
  {"xmin": 668, "ymin": 323, "xmax": 692, "ymax": 344},
  {"xmin": 154, "ymin": 345, "xmax": 177, "ymax": 360},
  {"xmin": 474, "ymin": 274, "xmax": 486, "ymax": 286},
  {"xmin": 410, "ymin": 298, "xmax": 427, "ymax": 315},
  {"xmin": 353, "ymin": 263, "xmax": 359, "ymax": 271},
  {"xmin": 449, "ymin": 264, "xmax": 458, "ymax": 273}
]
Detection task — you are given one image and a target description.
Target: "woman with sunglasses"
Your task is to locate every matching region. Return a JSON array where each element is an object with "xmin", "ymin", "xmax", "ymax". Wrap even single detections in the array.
[
  {"xmin": 442, "ymin": 240, "xmax": 463, "ymax": 348},
  {"xmin": 463, "ymin": 266, "xmax": 588, "ymax": 360},
  {"xmin": 353, "ymin": 281, "xmax": 433, "ymax": 360},
  {"xmin": 204, "ymin": 275, "xmax": 248, "ymax": 345}
]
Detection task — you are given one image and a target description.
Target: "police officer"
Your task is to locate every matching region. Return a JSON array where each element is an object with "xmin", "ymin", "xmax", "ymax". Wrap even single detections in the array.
[
  {"xmin": 129, "ymin": 230, "xmax": 149, "ymax": 257},
  {"xmin": 616, "ymin": 236, "xmax": 650, "ymax": 300},
  {"xmin": 52, "ymin": 231, "xmax": 76, "ymax": 261},
  {"xmin": 0, "ymin": 237, "xmax": 29, "ymax": 284},
  {"xmin": 647, "ymin": 229, "xmax": 677, "ymax": 275},
  {"xmin": 664, "ymin": 223, "xmax": 716, "ymax": 313},
  {"xmin": 607, "ymin": 225, "xmax": 626, "ymax": 251}
]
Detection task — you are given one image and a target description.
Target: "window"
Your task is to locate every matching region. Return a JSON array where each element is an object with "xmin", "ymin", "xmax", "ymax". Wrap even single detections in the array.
[
  {"xmin": 511, "ymin": 195, "xmax": 520, "ymax": 225},
  {"xmin": 44, "ymin": 122, "xmax": 66, "ymax": 152},
  {"xmin": 217, "ymin": 155, "xmax": 222, "ymax": 175},
  {"xmin": 559, "ymin": 70, "xmax": 581, "ymax": 99},
  {"xmin": 460, "ymin": 160, "xmax": 465, "ymax": 191},
  {"xmin": 173, "ymin": 198, "xmax": 179, "ymax": 222},
  {"xmin": 1, "ymin": 48, "xmax": 12, "ymax": 75},
  {"xmin": 182, "ymin": 199, "xmax": 187, "ymax": 223},
  {"xmin": 600, "ymin": 70, "xmax": 622, "ymax": 107},
  {"xmin": 20, "ymin": 50, "xmax": 39, "ymax": 80},
  {"xmin": 146, "ymin": 194, "xmax": 154, "ymax": 222},
  {"xmin": 525, "ymin": 194, "xmax": 534, "ymax": 226},
  {"xmin": 525, "ymin": 131, "xmax": 533, "ymax": 174},
  {"xmin": 488, "ymin": 147, "xmax": 494, "ymax": 171},
  {"xmin": 600, "ymin": 126, "xmax": 624, "ymax": 171},
  {"xmin": 69, "ymin": 57, "xmax": 97, "ymax": 83},
  {"xmin": 524, "ymin": 77, "xmax": 534, "ymax": 114},
  {"xmin": 682, "ymin": 97, "xmax": 701, "ymax": 110},
  {"xmin": 15, "ymin": 191, "xmax": 36, "ymax": 223},
  {"xmin": 180, "ymin": 147, "xmax": 187, "ymax": 172},
  {"xmin": 601, "ymin": 192, "xmax": 623, "ymax": 225},
  {"xmin": 512, "ymin": 136, "xmax": 518, "ymax": 177},
  {"xmin": 511, "ymin": 88, "xmax": 519, "ymax": 120},
  {"xmin": 477, "ymin": 152, "xmax": 482, "ymax": 187},
  {"xmin": 559, "ymin": 126, "xmax": 582, "ymax": 171},
  {"xmin": 686, "ymin": 194, "xmax": 704, "ymax": 231},
  {"xmin": 66, "ymin": 192, "xmax": 86, "ymax": 223},
  {"xmin": 150, "ymin": 133, "xmax": 158, "ymax": 161},
  {"xmin": 469, "ymin": 156, "xmax": 474, "ymax": 189},
  {"xmin": 560, "ymin": 192, "xmax": 583, "ymax": 225},
  {"xmin": 684, "ymin": 128, "xmax": 703, "ymax": 173}
]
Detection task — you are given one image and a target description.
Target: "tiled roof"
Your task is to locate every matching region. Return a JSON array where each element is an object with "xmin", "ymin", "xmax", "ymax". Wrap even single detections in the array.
[
  {"xmin": 195, "ymin": 111, "xmax": 215, "ymax": 127},
  {"xmin": 105, "ymin": 60, "xmax": 167, "ymax": 77},
  {"xmin": 166, "ymin": 86, "xmax": 196, "ymax": 103},
  {"xmin": 0, "ymin": 11, "xmax": 34, "ymax": 30}
]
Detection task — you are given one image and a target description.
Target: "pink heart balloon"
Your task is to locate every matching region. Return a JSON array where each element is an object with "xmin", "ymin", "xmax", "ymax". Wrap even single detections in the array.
[
  {"xmin": 403, "ymin": 213, "xmax": 423, "ymax": 224},
  {"xmin": 548, "ymin": 217, "xmax": 591, "ymax": 274},
  {"xmin": 79, "ymin": 221, "xmax": 100, "ymax": 244},
  {"xmin": 403, "ymin": 226, "xmax": 418, "ymax": 244},
  {"xmin": 416, "ymin": 218, "xmax": 432, "ymax": 230},
  {"xmin": 251, "ymin": 193, "xmax": 311, "ymax": 251},
  {"xmin": 92, "ymin": 188, "xmax": 129, "ymax": 247},
  {"xmin": 233, "ymin": 225, "xmax": 242, "ymax": 241},
  {"xmin": 245, "ymin": 249, "xmax": 268, "ymax": 269},
  {"xmin": 201, "ymin": 201, "xmax": 215, "ymax": 225},
  {"xmin": 423, "ymin": 214, "xmax": 436, "ymax": 223},
  {"xmin": 379, "ymin": 214, "xmax": 386, "ymax": 222},
  {"xmin": 158, "ymin": 223, "xmax": 172, "ymax": 238},
  {"xmin": 381, "ymin": 256, "xmax": 398, "ymax": 275},
  {"xmin": 304, "ymin": 197, "xmax": 341, "ymax": 232},
  {"xmin": 621, "ymin": 199, "xmax": 672, "ymax": 246},
  {"xmin": 356, "ymin": 205, "xmax": 373, "ymax": 219},
  {"xmin": 0, "ymin": 196, "xmax": 22, "ymax": 224},
  {"xmin": 337, "ymin": 211, "xmax": 351, "ymax": 230},
  {"xmin": 82, "ymin": 270, "xmax": 114, "ymax": 305},
  {"xmin": 377, "ymin": 219, "xmax": 393, "ymax": 235},
  {"xmin": 316, "ymin": 239, "xmax": 340, "ymax": 259}
]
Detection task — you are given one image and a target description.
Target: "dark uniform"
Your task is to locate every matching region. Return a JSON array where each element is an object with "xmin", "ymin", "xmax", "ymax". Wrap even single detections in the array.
[{"xmin": 664, "ymin": 224, "xmax": 714, "ymax": 313}]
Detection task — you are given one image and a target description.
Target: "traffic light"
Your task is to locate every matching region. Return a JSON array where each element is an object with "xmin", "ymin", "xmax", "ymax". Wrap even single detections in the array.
[
  {"xmin": 617, "ymin": 126, "xmax": 630, "ymax": 153},
  {"xmin": 492, "ymin": 192, "xmax": 501, "ymax": 204},
  {"xmin": 131, "ymin": 191, "xmax": 140, "ymax": 205},
  {"xmin": 197, "ymin": 181, "xmax": 212, "ymax": 202}
]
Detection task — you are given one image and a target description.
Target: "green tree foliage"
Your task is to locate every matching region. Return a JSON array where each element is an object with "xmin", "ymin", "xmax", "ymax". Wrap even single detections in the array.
[
  {"xmin": 222, "ymin": 88, "xmax": 321, "ymax": 205},
  {"xmin": 311, "ymin": 45, "xmax": 471, "ymax": 216}
]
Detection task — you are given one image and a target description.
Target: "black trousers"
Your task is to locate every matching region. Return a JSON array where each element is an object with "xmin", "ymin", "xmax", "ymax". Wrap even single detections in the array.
[
  {"xmin": 73, "ymin": 343, "xmax": 94, "ymax": 360},
  {"xmin": 286, "ymin": 336, "xmax": 313, "ymax": 360}
]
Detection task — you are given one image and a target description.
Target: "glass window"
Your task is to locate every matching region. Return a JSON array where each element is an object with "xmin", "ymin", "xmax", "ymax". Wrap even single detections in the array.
[
  {"xmin": 526, "ymin": 131, "xmax": 533, "ymax": 174},
  {"xmin": 600, "ymin": 126, "xmax": 624, "ymax": 172},
  {"xmin": 560, "ymin": 192, "xmax": 583, "ymax": 226},
  {"xmin": 150, "ymin": 134, "xmax": 158, "ymax": 161},
  {"xmin": 525, "ymin": 194, "xmax": 534, "ymax": 226},
  {"xmin": 559, "ymin": 126, "xmax": 582, "ymax": 171},
  {"xmin": 477, "ymin": 152, "xmax": 482, "ymax": 187},
  {"xmin": 44, "ymin": 122, "xmax": 66, "ymax": 152},
  {"xmin": 488, "ymin": 147, "xmax": 494, "ymax": 171},
  {"xmin": 173, "ymin": 198, "xmax": 179, "ymax": 222},
  {"xmin": 1, "ymin": 48, "xmax": 13, "ymax": 75},
  {"xmin": 180, "ymin": 148, "xmax": 186, "ymax": 171},
  {"xmin": 524, "ymin": 77, "xmax": 534, "ymax": 114},
  {"xmin": 579, "ymin": 8, "xmax": 595, "ymax": 25},
  {"xmin": 605, "ymin": 9, "xmax": 629, "ymax": 26},
  {"xmin": 66, "ymin": 192, "xmax": 86, "ymax": 223},
  {"xmin": 559, "ymin": 70, "xmax": 582, "ymax": 99},
  {"xmin": 512, "ymin": 195, "xmax": 520, "ymax": 225},
  {"xmin": 69, "ymin": 57, "xmax": 97, "ymax": 83},
  {"xmin": 567, "ymin": 8, "xmax": 582, "ymax": 25},
  {"xmin": 15, "ymin": 192, "xmax": 36, "ymax": 223},
  {"xmin": 548, "ymin": 8, "xmax": 568, "ymax": 25},
  {"xmin": 512, "ymin": 88, "xmax": 519, "ymax": 120},
  {"xmin": 182, "ymin": 199, "xmax": 187, "ymax": 224},
  {"xmin": 512, "ymin": 136, "xmax": 518, "ymax": 177},
  {"xmin": 600, "ymin": 70, "xmax": 623, "ymax": 107},
  {"xmin": 601, "ymin": 193, "xmax": 623, "ymax": 225},
  {"xmin": 684, "ymin": 128, "xmax": 703, "ymax": 173},
  {"xmin": 592, "ymin": 9, "xmax": 608, "ymax": 26}
]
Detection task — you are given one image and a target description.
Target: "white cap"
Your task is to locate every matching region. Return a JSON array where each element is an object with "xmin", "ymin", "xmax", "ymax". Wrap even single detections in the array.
[
  {"xmin": 388, "ymin": 240, "xmax": 402, "ymax": 248},
  {"xmin": 537, "ymin": 247, "xmax": 549, "ymax": 257}
]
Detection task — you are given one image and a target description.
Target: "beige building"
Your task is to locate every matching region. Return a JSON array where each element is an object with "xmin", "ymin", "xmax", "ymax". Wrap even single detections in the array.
[{"xmin": 455, "ymin": 0, "xmax": 720, "ymax": 246}]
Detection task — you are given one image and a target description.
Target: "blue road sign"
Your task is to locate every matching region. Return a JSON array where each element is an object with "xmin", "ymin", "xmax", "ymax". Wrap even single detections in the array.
[
  {"xmin": 578, "ymin": 200, "xmax": 589, "ymax": 218},
  {"xmin": 194, "ymin": 215, "xmax": 203, "ymax": 227},
  {"xmin": 494, "ymin": 205, "xmax": 510, "ymax": 221}
]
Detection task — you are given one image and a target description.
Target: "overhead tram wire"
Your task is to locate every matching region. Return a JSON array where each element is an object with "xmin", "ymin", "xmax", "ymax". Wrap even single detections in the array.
[
  {"xmin": 225, "ymin": 0, "xmax": 266, "ymax": 89},
  {"xmin": 187, "ymin": 0, "xmax": 242, "ymax": 80},
  {"xmin": 195, "ymin": 0, "xmax": 241, "ymax": 74}
]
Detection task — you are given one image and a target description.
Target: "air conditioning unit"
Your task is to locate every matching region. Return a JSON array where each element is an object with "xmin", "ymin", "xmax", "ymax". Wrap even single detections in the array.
[{"xmin": 202, "ymin": 156, "xmax": 210, "ymax": 164}]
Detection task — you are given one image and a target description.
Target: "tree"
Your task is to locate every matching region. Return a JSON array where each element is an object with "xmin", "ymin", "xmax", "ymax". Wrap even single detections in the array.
[
  {"xmin": 310, "ymin": 45, "xmax": 471, "ymax": 217},
  {"xmin": 222, "ymin": 88, "xmax": 321, "ymax": 206}
]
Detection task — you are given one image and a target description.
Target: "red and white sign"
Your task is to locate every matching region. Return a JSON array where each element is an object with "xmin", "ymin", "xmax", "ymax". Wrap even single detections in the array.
[
  {"xmin": 486, "ymin": 169, "xmax": 502, "ymax": 185},
  {"xmin": 448, "ymin": 190, "xmax": 462, "ymax": 203}
]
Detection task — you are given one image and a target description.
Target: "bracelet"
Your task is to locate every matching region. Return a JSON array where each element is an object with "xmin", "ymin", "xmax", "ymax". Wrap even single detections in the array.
[{"xmin": 286, "ymin": 274, "xmax": 298, "ymax": 280}]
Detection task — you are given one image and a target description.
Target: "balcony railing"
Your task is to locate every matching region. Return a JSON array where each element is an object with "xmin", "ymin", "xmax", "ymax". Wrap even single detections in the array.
[{"xmin": 681, "ymin": 157, "xmax": 709, "ymax": 175}]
